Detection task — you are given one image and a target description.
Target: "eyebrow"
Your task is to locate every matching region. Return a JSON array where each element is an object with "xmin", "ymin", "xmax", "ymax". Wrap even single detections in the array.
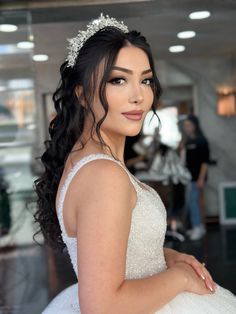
[{"xmin": 112, "ymin": 66, "xmax": 152, "ymax": 75}]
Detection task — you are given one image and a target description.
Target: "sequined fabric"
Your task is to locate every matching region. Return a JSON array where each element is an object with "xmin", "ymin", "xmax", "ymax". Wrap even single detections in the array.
[
  {"xmin": 42, "ymin": 153, "xmax": 236, "ymax": 313},
  {"xmin": 57, "ymin": 153, "xmax": 168, "ymax": 280}
]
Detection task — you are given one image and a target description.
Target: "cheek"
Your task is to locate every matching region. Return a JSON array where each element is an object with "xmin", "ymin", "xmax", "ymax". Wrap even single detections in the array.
[
  {"xmin": 105, "ymin": 87, "xmax": 125, "ymax": 113},
  {"xmin": 146, "ymin": 88, "xmax": 154, "ymax": 107},
  {"xmin": 106, "ymin": 86, "xmax": 124, "ymax": 101}
]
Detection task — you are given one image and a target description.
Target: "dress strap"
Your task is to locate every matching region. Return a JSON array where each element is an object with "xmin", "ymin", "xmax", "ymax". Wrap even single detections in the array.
[{"xmin": 57, "ymin": 153, "xmax": 141, "ymax": 238}]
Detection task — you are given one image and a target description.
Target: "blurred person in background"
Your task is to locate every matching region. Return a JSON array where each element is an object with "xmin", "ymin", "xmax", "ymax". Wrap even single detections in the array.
[{"xmin": 182, "ymin": 115, "xmax": 210, "ymax": 241}]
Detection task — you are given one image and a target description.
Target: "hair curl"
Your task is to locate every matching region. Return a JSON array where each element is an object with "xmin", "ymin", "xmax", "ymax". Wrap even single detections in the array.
[{"xmin": 33, "ymin": 27, "xmax": 162, "ymax": 250}]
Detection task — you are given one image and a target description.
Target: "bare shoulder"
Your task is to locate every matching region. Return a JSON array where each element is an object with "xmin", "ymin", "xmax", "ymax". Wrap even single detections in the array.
[
  {"xmin": 69, "ymin": 158, "xmax": 137, "ymax": 210},
  {"xmin": 76, "ymin": 158, "xmax": 130, "ymax": 184}
]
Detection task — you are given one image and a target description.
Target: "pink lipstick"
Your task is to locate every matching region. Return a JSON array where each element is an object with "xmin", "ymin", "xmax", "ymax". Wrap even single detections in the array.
[{"xmin": 122, "ymin": 110, "xmax": 144, "ymax": 121}]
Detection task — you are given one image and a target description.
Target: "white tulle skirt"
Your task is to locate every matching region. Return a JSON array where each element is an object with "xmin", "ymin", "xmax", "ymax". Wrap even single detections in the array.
[{"xmin": 42, "ymin": 282, "xmax": 236, "ymax": 313}]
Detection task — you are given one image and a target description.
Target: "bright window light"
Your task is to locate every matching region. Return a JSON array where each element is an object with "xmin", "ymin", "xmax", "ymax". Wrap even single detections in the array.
[
  {"xmin": 0, "ymin": 44, "xmax": 18, "ymax": 55},
  {"xmin": 0, "ymin": 86, "xmax": 7, "ymax": 92},
  {"xmin": 0, "ymin": 24, "xmax": 18, "ymax": 32},
  {"xmin": 169, "ymin": 45, "xmax": 186, "ymax": 53},
  {"xmin": 189, "ymin": 11, "xmax": 211, "ymax": 19},
  {"xmin": 143, "ymin": 107, "xmax": 182, "ymax": 149},
  {"xmin": 8, "ymin": 79, "xmax": 33, "ymax": 90},
  {"xmin": 177, "ymin": 31, "xmax": 196, "ymax": 39}
]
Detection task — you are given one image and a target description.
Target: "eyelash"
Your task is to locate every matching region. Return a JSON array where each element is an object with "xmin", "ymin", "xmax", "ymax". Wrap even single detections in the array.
[{"xmin": 107, "ymin": 77, "xmax": 154, "ymax": 86}]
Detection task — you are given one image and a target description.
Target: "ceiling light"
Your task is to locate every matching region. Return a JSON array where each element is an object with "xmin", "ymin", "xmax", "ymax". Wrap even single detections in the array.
[
  {"xmin": 0, "ymin": 24, "xmax": 18, "ymax": 32},
  {"xmin": 169, "ymin": 45, "xmax": 186, "ymax": 53},
  {"xmin": 177, "ymin": 31, "xmax": 196, "ymax": 39},
  {"xmin": 28, "ymin": 34, "xmax": 34, "ymax": 41},
  {"xmin": 33, "ymin": 54, "xmax": 49, "ymax": 62},
  {"xmin": 189, "ymin": 11, "xmax": 211, "ymax": 19},
  {"xmin": 17, "ymin": 41, "xmax": 34, "ymax": 49}
]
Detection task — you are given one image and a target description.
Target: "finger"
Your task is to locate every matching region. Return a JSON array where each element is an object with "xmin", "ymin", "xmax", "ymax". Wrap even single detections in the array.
[
  {"xmin": 185, "ymin": 257, "xmax": 206, "ymax": 280},
  {"xmin": 201, "ymin": 264, "xmax": 217, "ymax": 289},
  {"xmin": 189, "ymin": 258, "xmax": 210, "ymax": 282},
  {"xmin": 181, "ymin": 257, "xmax": 215, "ymax": 295},
  {"xmin": 204, "ymin": 275, "xmax": 215, "ymax": 292},
  {"xmin": 196, "ymin": 263, "xmax": 207, "ymax": 280},
  {"xmin": 187, "ymin": 258, "xmax": 214, "ymax": 288},
  {"xmin": 202, "ymin": 284, "xmax": 215, "ymax": 295},
  {"xmin": 198, "ymin": 278, "xmax": 214, "ymax": 295}
]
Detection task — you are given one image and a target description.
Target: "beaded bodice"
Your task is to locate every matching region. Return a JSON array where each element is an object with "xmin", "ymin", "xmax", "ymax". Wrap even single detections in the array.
[{"xmin": 56, "ymin": 153, "xmax": 167, "ymax": 282}]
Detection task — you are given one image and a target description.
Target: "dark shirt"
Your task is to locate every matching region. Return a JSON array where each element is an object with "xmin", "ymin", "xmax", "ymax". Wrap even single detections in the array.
[
  {"xmin": 124, "ymin": 134, "xmax": 141, "ymax": 175},
  {"xmin": 185, "ymin": 136, "xmax": 210, "ymax": 181}
]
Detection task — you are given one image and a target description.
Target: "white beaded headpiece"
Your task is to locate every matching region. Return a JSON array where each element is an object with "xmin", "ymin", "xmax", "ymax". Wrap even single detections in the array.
[{"xmin": 66, "ymin": 13, "xmax": 129, "ymax": 68}]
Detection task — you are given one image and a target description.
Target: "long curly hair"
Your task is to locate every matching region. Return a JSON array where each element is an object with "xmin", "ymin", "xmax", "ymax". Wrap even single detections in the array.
[{"xmin": 33, "ymin": 26, "xmax": 162, "ymax": 250}]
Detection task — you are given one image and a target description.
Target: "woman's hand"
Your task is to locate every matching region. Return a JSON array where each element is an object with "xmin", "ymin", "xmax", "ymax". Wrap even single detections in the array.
[
  {"xmin": 173, "ymin": 262, "xmax": 217, "ymax": 295},
  {"xmin": 163, "ymin": 248, "xmax": 217, "ymax": 291},
  {"xmin": 196, "ymin": 178, "xmax": 205, "ymax": 189}
]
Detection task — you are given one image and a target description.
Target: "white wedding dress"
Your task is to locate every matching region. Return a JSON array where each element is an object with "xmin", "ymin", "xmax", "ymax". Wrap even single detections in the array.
[{"xmin": 42, "ymin": 153, "xmax": 236, "ymax": 313}]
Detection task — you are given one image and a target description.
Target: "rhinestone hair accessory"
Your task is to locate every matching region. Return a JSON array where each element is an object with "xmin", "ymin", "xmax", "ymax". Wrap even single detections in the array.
[{"xmin": 66, "ymin": 13, "xmax": 129, "ymax": 68}]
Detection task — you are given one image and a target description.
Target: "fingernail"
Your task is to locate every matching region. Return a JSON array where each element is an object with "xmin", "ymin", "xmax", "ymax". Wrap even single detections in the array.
[
  {"xmin": 209, "ymin": 285, "xmax": 214, "ymax": 292},
  {"xmin": 201, "ymin": 274, "xmax": 205, "ymax": 280}
]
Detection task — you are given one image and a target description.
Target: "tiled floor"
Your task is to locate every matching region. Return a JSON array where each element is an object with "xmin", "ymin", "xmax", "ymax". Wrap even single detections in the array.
[
  {"xmin": 0, "ymin": 225, "xmax": 236, "ymax": 313},
  {"xmin": 0, "ymin": 245, "xmax": 48, "ymax": 314}
]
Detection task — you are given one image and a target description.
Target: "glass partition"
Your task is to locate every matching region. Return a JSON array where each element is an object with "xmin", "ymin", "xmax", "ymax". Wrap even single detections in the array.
[
  {"xmin": 0, "ymin": 10, "xmax": 38, "ymax": 244},
  {"xmin": 0, "ymin": 10, "xmax": 47, "ymax": 314}
]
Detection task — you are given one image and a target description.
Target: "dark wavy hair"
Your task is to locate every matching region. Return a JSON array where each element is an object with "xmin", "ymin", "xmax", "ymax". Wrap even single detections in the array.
[{"xmin": 33, "ymin": 26, "xmax": 162, "ymax": 250}]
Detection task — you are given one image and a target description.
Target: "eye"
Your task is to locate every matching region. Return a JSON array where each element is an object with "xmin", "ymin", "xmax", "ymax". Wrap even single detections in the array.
[
  {"xmin": 107, "ymin": 77, "xmax": 125, "ymax": 85},
  {"xmin": 142, "ymin": 77, "xmax": 154, "ymax": 85}
]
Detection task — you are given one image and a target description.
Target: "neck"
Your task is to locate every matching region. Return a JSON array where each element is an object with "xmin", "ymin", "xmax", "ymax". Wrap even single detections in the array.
[
  {"xmin": 79, "ymin": 121, "xmax": 126, "ymax": 164},
  {"xmin": 99, "ymin": 130, "xmax": 126, "ymax": 163},
  {"xmin": 189, "ymin": 133, "xmax": 196, "ymax": 139}
]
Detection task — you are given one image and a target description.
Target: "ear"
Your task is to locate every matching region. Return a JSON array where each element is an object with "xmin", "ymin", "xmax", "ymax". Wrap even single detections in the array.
[{"xmin": 75, "ymin": 85, "xmax": 86, "ymax": 108}]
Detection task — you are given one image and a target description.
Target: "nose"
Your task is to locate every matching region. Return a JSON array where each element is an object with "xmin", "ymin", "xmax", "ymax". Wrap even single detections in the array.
[{"xmin": 128, "ymin": 83, "xmax": 144, "ymax": 104}]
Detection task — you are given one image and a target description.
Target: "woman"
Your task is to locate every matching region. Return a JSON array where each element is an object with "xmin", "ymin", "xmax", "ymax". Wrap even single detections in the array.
[
  {"xmin": 34, "ymin": 13, "xmax": 236, "ymax": 313},
  {"xmin": 182, "ymin": 115, "xmax": 210, "ymax": 241}
]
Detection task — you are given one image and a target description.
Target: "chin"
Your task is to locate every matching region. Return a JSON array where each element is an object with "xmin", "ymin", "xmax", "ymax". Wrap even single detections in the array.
[{"xmin": 125, "ymin": 127, "xmax": 142, "ymax": 137}]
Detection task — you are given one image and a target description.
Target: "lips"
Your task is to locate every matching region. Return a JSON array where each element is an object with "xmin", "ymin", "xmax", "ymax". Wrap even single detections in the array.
[{"xmin": 122, "ymin": 110, "xmax": 144, "ymax": 121}]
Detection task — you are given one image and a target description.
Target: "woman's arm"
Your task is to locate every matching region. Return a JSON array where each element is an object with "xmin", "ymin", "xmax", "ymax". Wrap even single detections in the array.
[
  {"xmin": 73, "ymin": 160, "xmax": 213, "ymax": 314},
  {"xmin": 115, "ymin": 265, "xmax": 186, "ymax": 314},
  {"xmin": 197, "ymin": 163, "xmax": 208, "ymax": 188},
  {"xmin": 197, "ymin": 138, "xmax": 210, "ymax": 188}
]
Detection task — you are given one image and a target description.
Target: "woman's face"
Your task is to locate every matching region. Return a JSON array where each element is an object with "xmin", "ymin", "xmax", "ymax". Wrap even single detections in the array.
[
  {"xmin": 183, "ymin": 119, "xmax": 196, "ymax": 136},
  {"xmin": 93, "ymin": 45, "xmax": 154, "ymax": 138}
]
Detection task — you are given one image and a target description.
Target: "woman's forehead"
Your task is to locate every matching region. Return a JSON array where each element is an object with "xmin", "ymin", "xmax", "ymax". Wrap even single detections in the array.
[{"xmin": 114, "ymin": 46, "xmax": 150, "ymax": 71}]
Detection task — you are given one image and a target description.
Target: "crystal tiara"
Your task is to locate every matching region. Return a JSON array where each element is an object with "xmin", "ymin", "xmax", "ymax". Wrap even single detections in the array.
[{"xmin": 66, "ymin": 13, "xmax": 129, "ymax": 68}]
